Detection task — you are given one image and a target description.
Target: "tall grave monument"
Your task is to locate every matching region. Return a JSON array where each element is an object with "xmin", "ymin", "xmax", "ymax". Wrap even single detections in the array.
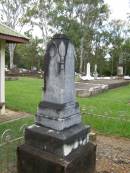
[{"xmin": 17, "ymin": 34, "xmax": 96, "ymax": 173}]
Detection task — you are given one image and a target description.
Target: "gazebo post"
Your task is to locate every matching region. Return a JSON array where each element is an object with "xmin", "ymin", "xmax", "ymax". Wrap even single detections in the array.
[
  {"xmin": 0, "ymin": 40, "xmax": 5, "ymax": 115},
  {"xmin": 0, "ymin": 23, "xmax": 29, "ymax": 115}
]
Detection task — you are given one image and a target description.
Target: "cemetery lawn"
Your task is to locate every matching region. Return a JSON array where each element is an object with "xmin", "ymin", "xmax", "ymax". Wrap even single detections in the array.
[
  {"xmin": 0, "ymin": 116, "xmax": 34, "ymax": 141},
  {"xmin": 5, "ymin": 77, "xmax": 43, "ymax": 114},
  {"xmin": 4, "ymin": 77, "xmax": 130, "ymax": 138}
]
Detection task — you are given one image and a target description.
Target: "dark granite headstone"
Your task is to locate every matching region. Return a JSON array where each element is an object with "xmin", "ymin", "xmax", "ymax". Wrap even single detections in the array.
[{"xmin": 17, "ymin": 34, "xmax": 96, "ymax": 173}]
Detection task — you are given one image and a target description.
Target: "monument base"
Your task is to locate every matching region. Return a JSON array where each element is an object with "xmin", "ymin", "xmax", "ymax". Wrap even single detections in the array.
[
  {"xmin": 36, "ymin": 101, "xmax": 81, "ymax": 131},
  {"xmin": 17, "ymin": 124, "xmax": 96, "ymax": 173},
  {"xmin": 17, "ymin": 142, "xmax": 96, "ymax": 173}
]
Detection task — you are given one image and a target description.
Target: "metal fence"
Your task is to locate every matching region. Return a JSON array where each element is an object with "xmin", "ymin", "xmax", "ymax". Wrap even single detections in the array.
[
  {"xmin": 0, "ymin": 125, "xmax": 26, "ymax": 173},
  {"xmin": 0, "ymin": 112, "xmax": 129, "ymax": 173}
]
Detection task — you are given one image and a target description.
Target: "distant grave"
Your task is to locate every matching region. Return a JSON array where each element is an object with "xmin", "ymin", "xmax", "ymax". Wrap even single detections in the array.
[
  {"xmin": 81, "ymin": 62, "xmax": 94, "ymax": 80},
  {"xmin": 76, "ymin": 79, "xmax": 130, "ymax": 97},
  {"xmin": 77, "ymin": 62, "xmax": 130, "ymax": 97}
]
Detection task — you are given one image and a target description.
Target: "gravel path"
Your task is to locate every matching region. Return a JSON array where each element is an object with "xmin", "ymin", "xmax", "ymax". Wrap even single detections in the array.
[{"xmin": 96, "ymin": 134, "xmax": 130, "ymax": 173}]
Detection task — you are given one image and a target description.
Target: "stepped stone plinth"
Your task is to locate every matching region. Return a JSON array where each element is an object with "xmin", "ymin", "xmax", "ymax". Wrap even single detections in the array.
[{"xmin": 17, "ymin": 34, "xmax": 96, "ymax": 173}]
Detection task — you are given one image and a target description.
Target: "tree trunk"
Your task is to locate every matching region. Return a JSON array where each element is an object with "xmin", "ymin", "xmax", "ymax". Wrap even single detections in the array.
[
  {"xmin": 9, "ymin": 43, "xmax": 16, "ymax": 69},
  {"xmin": 79, "ymin": 37, "xmax": 84, "ymax": 74}
]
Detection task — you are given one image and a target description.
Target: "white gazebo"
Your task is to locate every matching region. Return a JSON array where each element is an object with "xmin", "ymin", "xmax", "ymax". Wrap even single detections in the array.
[{"xmin": 0, "ymin": 23, "xmax": 29, "ymax": 115}]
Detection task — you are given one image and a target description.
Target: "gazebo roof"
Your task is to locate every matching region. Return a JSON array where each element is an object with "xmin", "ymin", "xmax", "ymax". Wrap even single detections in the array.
[{"xmin": 0, "ymin": 23, "xmax": 29, "ymax": 43}]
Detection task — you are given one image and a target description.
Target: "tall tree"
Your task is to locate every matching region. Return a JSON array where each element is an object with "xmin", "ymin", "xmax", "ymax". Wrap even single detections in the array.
[
  {"xmin": 108, "ymin": 20, "xmax": 128, "ymax": 75},
  {"xmin": 120, "ymin": 39, "xmax": 130, "ymax": 75},
  {"xmin": 23, "ymin": 0, "xmax": 54, "ymax": 47},
  {"xmin": 0, "ymin": 0, "xmax": 28, "ymax": 69},
  {"xmin": 50, "ymin": 0, "xmax": 109, "ymax": 73}
]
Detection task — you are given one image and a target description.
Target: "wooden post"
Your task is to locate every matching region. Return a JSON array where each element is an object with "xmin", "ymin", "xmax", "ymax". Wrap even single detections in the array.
[{"xmin": 0, "ymin": 40, "xmax": 5, "ymax": 115}]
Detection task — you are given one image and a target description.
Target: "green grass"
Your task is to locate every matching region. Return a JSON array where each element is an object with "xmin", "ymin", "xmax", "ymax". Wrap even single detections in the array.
[
  {"xmin": 5, "ymin": 77, "xmax": 42, "ymax": 114},
  {"xmin": 2, "ymin": 77, "xmax": 130, "ymax": 138},
  {"xmin": 0, "ymin": 77, "xmax": 129, "ymax": 172},
  {"xmin": 0, "ymin": 116, "xmax": 34, "ymax": 140},
  {"xmin": 78, "ymin": 85, "xmax": 130, "ymax": 118},
  {"xmin": 78, "ymin": 86, "xmax": 130, "ymax": 138},
  {"xmin": 0, "ymin": 115, "xmax": 33, "ymax": 172}
]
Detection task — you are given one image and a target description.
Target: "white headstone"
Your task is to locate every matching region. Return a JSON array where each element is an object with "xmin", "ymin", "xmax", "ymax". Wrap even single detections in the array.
[
  {"xmin": 94, "ymin": 64, "xmax": 98, "ymax": 79},
  {"xmin": 80, "ymin": 62, "xmax": 94, "ymax": 80},
  {"xmin": 117, "ymin": 66, "xmax": 123, "ymax": 76},
  {"xmin": 86, "ymin": 63, "xmax": 91, "ymax": 77},
  {"xmin": 94, "ymin": 64, "xmax": 97, "ymax": 72}
]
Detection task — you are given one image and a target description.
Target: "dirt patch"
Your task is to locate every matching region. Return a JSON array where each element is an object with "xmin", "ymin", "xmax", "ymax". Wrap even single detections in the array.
[
  {"xmin": 0, "ymin": 109, "xmax": 31, "ymax": 123},
  {"xmin": 96, "ymin": 134, "xmax": 130, "ymax": 173}
]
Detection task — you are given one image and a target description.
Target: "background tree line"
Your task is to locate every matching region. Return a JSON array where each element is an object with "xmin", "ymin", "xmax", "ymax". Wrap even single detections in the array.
[{"xmin": 1, "ymin": 0, "xmax": 130, "ymax": 75}]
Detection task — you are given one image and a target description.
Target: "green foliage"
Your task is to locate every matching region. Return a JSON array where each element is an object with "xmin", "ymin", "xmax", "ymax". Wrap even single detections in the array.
[
  {"xmin": 15, "ymin": 34, "xmax": 44, "ymax": 69},
  {"xmin": 0, "ymin": 0, "xmax": 29, "ymax": 28},
  {"xmin": 23, "ymin": 0, "xmax": 54, "ymax": 45},
  {"xmin": 122, "ymin": 39, "xmax": 130, "ymax": 75},
  {"xmin": 23, "ymin": 0, "xmax": 110, "ymax": 73},
  {"xmin": 108, "ymin": 20, "xmax": 130, "ymax": 75},
  {"xmin": 1, "ymin": 0, "xmax": 130, "ymax": 75},
  {"xmin": 5, "ymin": 45, "xmax": 10, "ymax": 67},
  {"xmin": 50, "ymin": 0, "xmax": 110, "ymax": 73},
  {"xmin": 0, "ymin": 0, "xmax": 30, "ymax": 69}
]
